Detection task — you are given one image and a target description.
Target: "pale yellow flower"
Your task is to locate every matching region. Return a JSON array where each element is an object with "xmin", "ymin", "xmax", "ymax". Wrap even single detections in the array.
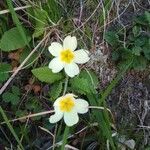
[
  {"xmin": 49, "ymin": 94, "xmax": 89, "ymax": 126},
  {"xmin": 48, "ymin": 36, "xmax": 90, "ymax": 77}
]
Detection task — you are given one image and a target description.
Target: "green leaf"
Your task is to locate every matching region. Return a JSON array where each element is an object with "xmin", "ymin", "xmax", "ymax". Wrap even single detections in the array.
[
  {"xmin": 105, "ymin": 31, "xmax": 119, "ymax": 46},
  {"xmin": 2, "ymin": 92, "xmax": 20, "ymax": 105},
  {"xmin": 112, "ymin": 51, "xmax": 120, "ymax": 61},
  {"xmin": 47, "ymin": 0, "xmax": 62, "ymax": 22},
  {"xmin": 11, "ymin": 86, "xmax": 20, "ymax": 96},
  {"xmin": 132, "ymin": 46, "xmax": 142, "ymax": 56},
  {"xmin": 80, "ymin": 70, "xmax": 99, "ymax": 88},
  {"xmin": 135, "ymin": 11, "xmax": 150, "ymax": 25},
  {"xmin": 70, "ymin": 70, "xmax": 98, "ymax": 95},
  {"xmin": 134, "ymin": 36, "xmax": 148, "ymax": 47},
  {"xmin": 70, "ymin": 77, "xmax": 89, "ymax": 94},
  {"xmin": 118, "ymin": 54, "xmax": 133, "ymax": 71},
  {"xmin": 132, "ymin": 25, "xmax": 141, "ymax": 37},
  {"xmin": 132, "ymin": 56, "xmax": 147, "ymax": 71},
  {"xmin": 33, "ymin": 8, "xmax": 48, "ymax": 38},
  {"xmin": 0, "ymin": 106, "xmax": 24, "ymax": 150},
  {"xmin": 98, "ymin": 0, "xmax": 112, "ymax": 26},
  {"xmin": 143, "ymin": 38, "xmax": 150, "ymax": 60},
  {"xmin": 0, "ymin": 63, "xmax": 11, "ymax": 83},
  {"xmin": 15, "ymin": 110, "xmax": 28, "ymax": 118},
  {"xmin": 0, "ymin": 27, "xmax": 31, "ymax": 52},
  {"xmin": 32, "ymin": 67, "xmax": 64, "ymax": 83},
  {"xmin": 25, "ymin": 97, "xmax": 42, "ymax": 112},
  {"xmin": 49, "ymin": 82, "xmax": 63, "ymax": 100},
  {"xmin": 145, "ymin": 11, "xmax": 150, "ymax": 25},
  {"xmin": 6, "ymin": 0, "xmax": 30, "ymax": 49},
  {"xmin": 25, "ymin": 97, "xmax": 43, "ymax": 120}
]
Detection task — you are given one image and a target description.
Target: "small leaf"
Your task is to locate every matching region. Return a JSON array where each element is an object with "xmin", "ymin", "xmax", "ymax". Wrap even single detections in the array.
[
  {"xmin": 25, "ymin": 97, "xmax": 43, "ymax": 120},
  {"xmin": 132, "ymin": 56, "xmax": 147, "ymax": 71},
  {"xmin": 145, "ymin": 11, "xmax": 150, "ymax": 25},
  {"xmin": 132, "ymin": 46, "xmax": 142, "ymax": 56},
  {"xmin": 112, "ymin": 51, "xmax": 120, "ymax": 61},
  {"xmin": 0, "ymin": 63, "xmax": 11, "ymax": 83},
  {"xmin": 135, "ymin": 11, "xmax": 150, "ymax": 25},
  {"xmin": 11, "ymin": 86, "xmax": 20, "ymax": 96},
  {"xmin": 105, "ymin": 31, "xmax": 119, "ymax": 46},
  {"xmin": 132, "ymin": 25, "xmax": 141, "ymax": 37},
  {"xmin": 15, "ymin": 110, "xmax": 28, "ymax": 122},
  {"xmin": 143, "ymin": 38, "xmax": 150, "ymax": 60},
  {"xmin": 0, "ymin": 27, "xmax": 31, "ymax": 52},
  {"xmin": 118, "ymin": 55, "xmax": 133, "ymax": 71},
  {"xmin": 49, "ymin": 82, "xmax": 63, "ymax": 100},
  {"xmin": 32, "ymin": 67, "xmax": 64, "ymax": 83},
  {"xmin": 2, "ymin": 92, "xmax": 20, "ymax": 105}
]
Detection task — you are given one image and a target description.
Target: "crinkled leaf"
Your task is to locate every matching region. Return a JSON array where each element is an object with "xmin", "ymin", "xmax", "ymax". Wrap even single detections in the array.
[
  {"xmin": 70, "ymin": 70, "xmax": 98, "ymax": 95},
  {"xmin": 145, "ymin": 11, "xmax": 150, "ymax": 25},
  {"xmin": 0, "ymin": 27, "xmax": 31, "ymax": 51},
  {"xmin": 132, "ymin": 25, "xmax": 141, "ymax": 37},
  {"xmin": 135, "ymin": 11, "xmax": 150, "ymax": 25},
  {"xmin": 11, "ymin": 86, "xmax": 20, "ymax": 96},
  {"xmin": 132, "ymin": 56, "xmax": 147, "ymax": 71},
  {"xmin": 132, "ymin": 46, "xmax": 142, "ymax": 56},
  {"xmin": 33, "ymin": 8, "xmax": 48, "ymax": 38},
  {"xmin": 25, "ymin": 97, "xmax": 43, "ymax": 120},
  {"xmin": 112, "ymin": 51, "xmax": 120, "ymax": 61},
  {"xmin": 70, "ymin": 77, "xmax": 89, "ymax": 95},
  {"xmin": 80, "ymin": 70, "xmax": 99, "ymax": 88},
  {"xmin": 32, "ymin": 67, "xmax": 64, "ymax": 83},
  {"xmin": 0, "ymin": 63, "xmax": 11, "ymax": 83},
  {"xmin": 134, "ymin": 36, "xmax": 146, "ymax": 47},
  {"xmin": 15, "ymin": 110, "xmax": 28, "ymax": 121},
  {"xmin": 105, "ymin": 31, "xmax": 119, "ymax": 46},
  {"xmin": 143, "ymin": 38, "xmax": 150, "ymax": 60},
  {"xmin": 2, "ymin": 92, "xmax": 20, "ymax": 105},
  {"xmin": 49, "ymin": 81, "xmax": 63, "ymax": 101}
]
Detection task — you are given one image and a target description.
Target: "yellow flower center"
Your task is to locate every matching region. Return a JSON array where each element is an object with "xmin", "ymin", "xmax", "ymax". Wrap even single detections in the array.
[
  {"xmin": 59, "ymin": 97, "xmax": 75, "ymax": 112},
  {"xmin": 60, "ymin": 49, "xmax": 74, "ymax": 63}
]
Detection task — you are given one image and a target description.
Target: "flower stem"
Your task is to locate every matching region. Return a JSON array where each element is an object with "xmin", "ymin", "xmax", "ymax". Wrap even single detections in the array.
[
  {"xmin": 63, "ymin": 75, "xmax": 69, "ymax": 95},
  {"xmin": 61, "ymin": 126, "xmax": 70, "ymax": 150}
]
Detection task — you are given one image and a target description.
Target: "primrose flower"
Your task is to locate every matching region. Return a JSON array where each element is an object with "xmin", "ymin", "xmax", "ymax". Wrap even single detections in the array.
[
  {"xmin": 48, "ymin": 36, "xmax": 90, "ymax": 77},
  {"xmin": 49, "ymin": 94, "xmax": 89, "ymax": 126}
]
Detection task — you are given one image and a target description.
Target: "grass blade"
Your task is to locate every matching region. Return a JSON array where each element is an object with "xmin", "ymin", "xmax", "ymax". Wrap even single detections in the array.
[
  {"xmin": 0, "ymin": 106, "xmax": 24, "ymax": 150},
  {"xmin": 6, "ymin": 0, "xmax": 30, "ymax": 48},
  {"xmin": 61, "ymin": 126, "xmax": 69, "ymax": 150}
]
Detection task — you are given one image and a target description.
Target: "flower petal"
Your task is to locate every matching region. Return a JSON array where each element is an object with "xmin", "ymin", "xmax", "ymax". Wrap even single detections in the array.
[
  {"xmin": 64, "ymin": 63, "xmax": 79, "ymax": 77},
  {"xmin": 75, "ymin": 99, "xmax": 89, "ymax": 114},
  {"xmin": 49, "ymin": 110, "xmax": 63, "ymax": 123},
  {"xmin": 48, "ymin": 42, "xmax": 63, "ymax": 56},
  {"xmin": 54, "ymin": 94, "xmax": 75, "ymax": 107},
  {"xmin": 53, "ymin": 96, "xmax": 62, "ymax": 106},
  {"xmin": 64, "ymin": 110, "xmax": 79, "ymax": 126},
  {"xmin": 74, "ymin": 49, "xmax": 90, "ymax": 64},
  {"xmin": 49, "ymin": 58, "xmax": 64, "ymax": 73},
  {"xmin": 63, "ymin": 36, "xmax": 77, "ymax": 51}
]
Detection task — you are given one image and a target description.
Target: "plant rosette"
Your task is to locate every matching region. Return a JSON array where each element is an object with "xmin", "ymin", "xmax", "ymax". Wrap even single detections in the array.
[{"xmin": 48, "ymin": 36, "xmax": 90, "ymax": 77}]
